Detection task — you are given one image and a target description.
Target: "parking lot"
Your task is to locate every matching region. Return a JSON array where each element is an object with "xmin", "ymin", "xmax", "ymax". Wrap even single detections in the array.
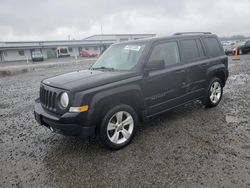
[{"xmin": 1, "ymin": 55, "xmax": 250, "ymax": 187}]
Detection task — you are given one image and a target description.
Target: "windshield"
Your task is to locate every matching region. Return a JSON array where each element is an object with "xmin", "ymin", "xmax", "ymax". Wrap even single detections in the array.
[
  {"xmin": 59, "ymin": 48, "xmax": 68, "ymax": 54},
  {"xmin": 91, "ymin": 43, "xmax": 145, "ymax": 71},
  {"xmin": 32, "ymin": 51, "xmax": 42, "ymax": 56}
]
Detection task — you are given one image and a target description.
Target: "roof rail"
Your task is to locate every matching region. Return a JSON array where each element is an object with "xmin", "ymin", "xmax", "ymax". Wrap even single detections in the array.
[{"xmin": 173, "ymin": 32, "xmax": 212, "ymax": 35}]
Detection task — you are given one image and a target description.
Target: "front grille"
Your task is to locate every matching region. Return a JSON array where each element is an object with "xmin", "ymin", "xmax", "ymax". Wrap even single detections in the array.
[{"xmin": 40, "ymin": 86, "xmax": 57, "ymax": 111}]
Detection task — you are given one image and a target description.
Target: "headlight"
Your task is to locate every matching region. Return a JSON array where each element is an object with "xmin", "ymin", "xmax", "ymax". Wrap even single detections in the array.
[{"xmin": 60, "ymin": 92, "xmax": 69, "ymax": 108}]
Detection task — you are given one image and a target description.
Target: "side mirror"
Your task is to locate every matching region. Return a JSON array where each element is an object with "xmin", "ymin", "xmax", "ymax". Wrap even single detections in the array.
[{"xmin": 145, "ymin": 60, "xmax": 165, "ymax": 71}]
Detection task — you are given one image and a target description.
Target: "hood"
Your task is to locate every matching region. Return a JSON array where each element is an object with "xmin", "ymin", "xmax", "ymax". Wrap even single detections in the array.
[{"xmin": 42, "ymin": 69, "xmax": 136, "ymax": 92}]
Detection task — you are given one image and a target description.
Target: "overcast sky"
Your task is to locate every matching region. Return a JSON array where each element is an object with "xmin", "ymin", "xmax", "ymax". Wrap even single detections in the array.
[{"xmin": 0, "ymin": 0, "xmax": 250, "ymax": 41}]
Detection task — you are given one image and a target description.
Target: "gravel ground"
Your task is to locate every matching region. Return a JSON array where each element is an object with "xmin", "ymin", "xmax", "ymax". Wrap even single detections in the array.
[{"xmin": 1, "ymin": 56, "xmax": 250, "ymax": 188}]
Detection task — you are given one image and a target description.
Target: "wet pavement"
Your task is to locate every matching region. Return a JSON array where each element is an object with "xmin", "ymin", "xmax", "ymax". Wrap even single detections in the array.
[
  {"xmin": 0, "ymin": 57, "xmax": 97, "ymax": 77},
  {"xmin": 1, "ymin": 56, "xmax": 250, "ymax": 187}
]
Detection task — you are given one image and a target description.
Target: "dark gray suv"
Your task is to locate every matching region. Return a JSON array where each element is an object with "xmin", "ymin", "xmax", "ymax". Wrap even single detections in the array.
[{"xmin": 34, "ymin": 32, "xmax": 228, "ymax": 149}]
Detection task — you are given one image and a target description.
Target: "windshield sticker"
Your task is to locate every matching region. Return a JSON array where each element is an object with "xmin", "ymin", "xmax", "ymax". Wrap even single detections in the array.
[{"xmin": 124, "ymin": 45, "xmax": 141, "ymax": 51}]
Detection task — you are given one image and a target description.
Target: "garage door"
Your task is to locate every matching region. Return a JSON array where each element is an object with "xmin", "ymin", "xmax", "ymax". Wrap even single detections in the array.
[{"xmin": 46, "ymin": 48, "xmax": 57, "ymax": 58}]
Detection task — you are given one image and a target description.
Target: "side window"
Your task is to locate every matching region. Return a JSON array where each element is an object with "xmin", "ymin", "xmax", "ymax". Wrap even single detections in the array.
[
  {"xmin": 149, "ymin": 41, "xmax": 180, "ymax": 65},
  {"xmin": 204, "ymin": 37, "xmax": 223, "ymax": 57},
  {"xmin": 181, "ymin": 39, "xmax": 200, "ymax": 61},
  {"xmin": 196, "ymin": 39, "xmax": 206, "ymax": 57}
]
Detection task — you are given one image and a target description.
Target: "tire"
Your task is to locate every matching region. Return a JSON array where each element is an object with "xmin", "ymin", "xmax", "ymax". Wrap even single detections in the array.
[
  {"xmin": 203, "ymin": 78, "xmax": 223, "ymax": 108},
  {"xmin": 97, "ymin": 104, "xmax": 138, "ymax": 150}
]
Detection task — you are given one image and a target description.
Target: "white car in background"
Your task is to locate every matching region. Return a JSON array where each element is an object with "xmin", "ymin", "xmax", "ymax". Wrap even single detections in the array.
[{"xmin": 57, "ymin": 47, "xmax": 70, "ymax": 58}]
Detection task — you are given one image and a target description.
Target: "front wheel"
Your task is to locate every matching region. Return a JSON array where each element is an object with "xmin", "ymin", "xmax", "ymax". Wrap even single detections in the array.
[
  {"xmin": 97, "ymin": 104, "xmax": 138, "ymax": 150},
  {"xmin": 203, "ymin": 78, "xmax": 223, "ymax": 108}
]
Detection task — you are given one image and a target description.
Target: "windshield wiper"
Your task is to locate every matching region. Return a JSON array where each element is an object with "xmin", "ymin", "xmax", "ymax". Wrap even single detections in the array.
[{"xmin": 91, "ymin": 66, "xmax": 115, "ymax": 71}]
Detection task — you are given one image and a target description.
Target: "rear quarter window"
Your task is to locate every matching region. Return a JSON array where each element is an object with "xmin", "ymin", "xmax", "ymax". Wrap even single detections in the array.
[{"xmin": 204, "ymin": 37, "xmax": 223, "ymax": 57}]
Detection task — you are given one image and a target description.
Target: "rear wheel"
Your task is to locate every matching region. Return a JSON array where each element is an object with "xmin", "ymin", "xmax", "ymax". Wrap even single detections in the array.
[
  {"xmin": 203, "ymin": 78, "xmax": 223, "ymax": 108},
  {"xmin": 97, "ymin": 104, "xmax": 138, "ymax": 150}
]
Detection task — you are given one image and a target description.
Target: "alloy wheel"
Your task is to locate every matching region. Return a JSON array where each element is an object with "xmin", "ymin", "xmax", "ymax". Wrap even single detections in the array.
[
  {"xmin": 209, "ymin": 81, "xmax": 222, "ymax": 104},
  {"xmin": 107, "ymin": 111, "xmax": 134, "ymax": 144}
]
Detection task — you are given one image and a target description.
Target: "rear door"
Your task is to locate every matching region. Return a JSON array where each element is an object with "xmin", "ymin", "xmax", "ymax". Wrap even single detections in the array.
[
  {"xmin": 203, "ymin": 36, "xmax": 227, "ymax": 78},
  {"xmin": 180, "ymin": 38, "xmax": 208, "ymax": 99},
  {"xmin": 142, "ymin": 40, "xmax": 189, "ymax": 117}
]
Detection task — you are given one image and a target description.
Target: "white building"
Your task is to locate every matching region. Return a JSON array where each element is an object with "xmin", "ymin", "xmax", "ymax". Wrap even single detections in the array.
[{"xmin": 0, "ymin": 34, "xmax": 156, "ymax": 62}]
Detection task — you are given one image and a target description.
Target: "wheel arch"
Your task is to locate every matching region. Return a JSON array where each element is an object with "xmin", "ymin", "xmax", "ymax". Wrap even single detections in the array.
[
  {"xmin": 87, "ymin": 84, "xmax": 145, "ymax": 132},
  {"xmin": 206, "ymin": 64, "xmax": 227, "ymax": 86},
  {"xmin": 213, "ymin": 71, "xmax": 226, "ymax": 86}
]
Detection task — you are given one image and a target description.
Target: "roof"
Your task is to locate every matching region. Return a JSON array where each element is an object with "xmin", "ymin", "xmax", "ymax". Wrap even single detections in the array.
[
  {"xmin": 0, "ymin": 39, "xmax": 115, "ymax": 50},
  {"xmin": 111, "ymin": 33, "xmax": 216, "ymax": 46}
]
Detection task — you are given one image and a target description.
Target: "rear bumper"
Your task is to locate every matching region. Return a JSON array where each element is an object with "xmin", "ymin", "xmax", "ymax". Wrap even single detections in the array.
[
  {"xmin": 225, "ymin": 69, "xmax": 229, "ymax": 81},
  {"xmin": 34, "ymin": 100, "xmax": 95, "ymax": 138}
]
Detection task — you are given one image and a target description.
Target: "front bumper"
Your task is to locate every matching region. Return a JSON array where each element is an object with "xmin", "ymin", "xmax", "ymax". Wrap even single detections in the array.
[
  {"xmin": 32, "ymin": 57, "xmax": 44, "ymax": 62},
  {"xmin": 34, "ymin": 99, "xmax": 95, "ymax": 138}
]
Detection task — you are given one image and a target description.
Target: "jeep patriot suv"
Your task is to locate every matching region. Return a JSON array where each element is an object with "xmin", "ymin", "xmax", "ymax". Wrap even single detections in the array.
[{"xmin": 34, "ymin": 32, "xmax": 229, "ymax": 149}]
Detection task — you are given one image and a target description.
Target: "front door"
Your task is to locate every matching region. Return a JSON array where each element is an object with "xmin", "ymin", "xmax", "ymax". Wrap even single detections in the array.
[{"xmin": 142, "ymin": 40, "xmax": 188, "ymax": 117}]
